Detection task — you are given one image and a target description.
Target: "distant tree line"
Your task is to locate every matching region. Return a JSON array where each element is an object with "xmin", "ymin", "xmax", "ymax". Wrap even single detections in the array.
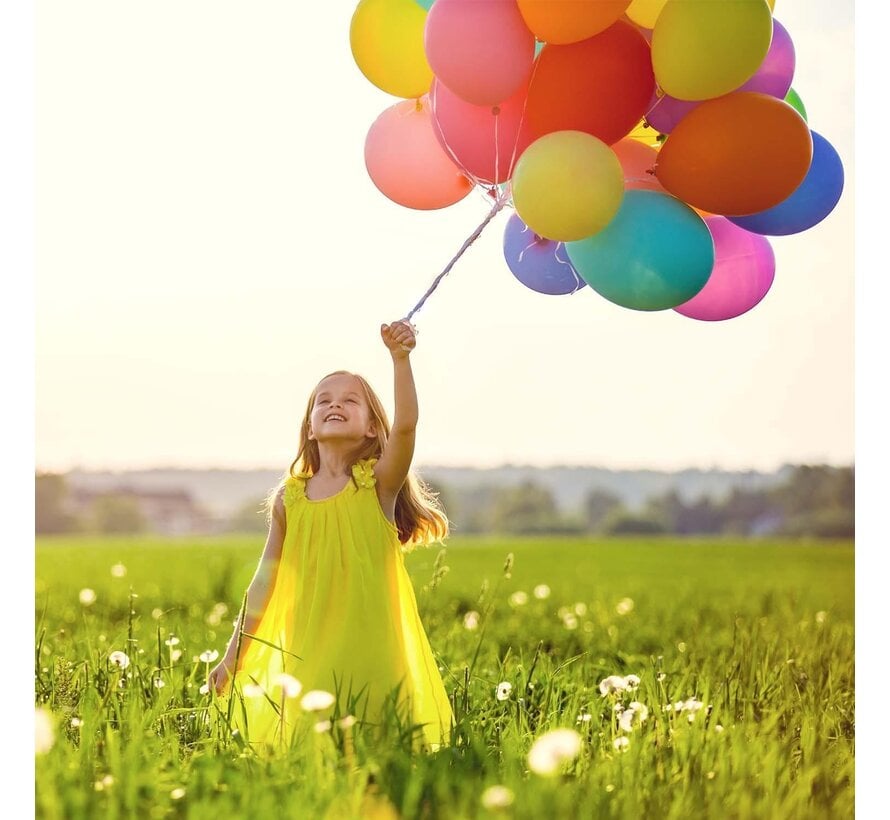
[{"xmin": 36, "ymin": 465, "xmax": 853, "ymax": 539}]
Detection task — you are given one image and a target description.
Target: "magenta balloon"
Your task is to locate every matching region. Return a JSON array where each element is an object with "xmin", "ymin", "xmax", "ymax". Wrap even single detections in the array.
[
  {"xmin": 424, "ymin": 0, "xmax": 535, "ymax": 106},
  {"xmin": 429, "ymin": 78, "xmax": 535, "ymax": 185},
  {"xmin": 673, "ymin": 217, "xmax": 775, "ymax": 321},
  {"xmin": 647, "ymin": 18, "xmax": 796, "ymax": 134}
]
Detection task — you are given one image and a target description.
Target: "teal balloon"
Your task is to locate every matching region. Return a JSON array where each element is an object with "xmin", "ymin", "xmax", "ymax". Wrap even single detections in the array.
[
  {"xmin": 565, "ymin": 191, "xmax": 715, "ymax": 311},
  {"xmin": 414, "ymin": 0, "xmax": 436, "ymax": 10}
]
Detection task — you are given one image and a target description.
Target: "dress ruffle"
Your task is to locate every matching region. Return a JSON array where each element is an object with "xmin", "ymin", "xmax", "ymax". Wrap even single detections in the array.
[{"xmin": 283, "ymin": 458, "xmax": 378, "ymax": 509}]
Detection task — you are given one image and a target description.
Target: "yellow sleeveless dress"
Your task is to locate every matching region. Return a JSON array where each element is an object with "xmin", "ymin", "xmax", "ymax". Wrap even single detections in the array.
[{"xmin": 227, "ymin": 458, "xmax": 453, "ymax": 753}]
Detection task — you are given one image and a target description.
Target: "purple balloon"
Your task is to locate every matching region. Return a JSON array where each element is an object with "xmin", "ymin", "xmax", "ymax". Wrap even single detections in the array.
[
  {"xmin": 503, "ymin": 212, "xmax": 586, "ymax": 295},
  {"xmin": 673, "ymin": 217, "xmax": 775, "ymax": 322},
  {"xmin": 646, "ymin": 18, "xmax": 796, "ymax": 134}
]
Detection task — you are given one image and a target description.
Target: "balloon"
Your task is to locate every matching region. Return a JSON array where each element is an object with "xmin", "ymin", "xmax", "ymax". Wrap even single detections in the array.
[
  {"xmin": 414, "ymin": 0, "xmax": 436, "ymax": 9},
  {"xmin": 503, "ymin": 213, "xmax": 586, "ymax": 295},
  {"xmin": 429, "ymin": 78, "xmax": 535, "ymax": 185},
  {"xmin": 647, "ymin": 16, "xmax": 795, "ymax": 134},
  {"xmin": 350, "ymin": 0, "xmax": 433, "ymax": 99},
  {"xmin": 566, "ymin": 190, "xmax": 715, "ymax": 311},
  {"xmin": 652, "ymin": 0, "xmax": 773, "ymax": 101},
  {"xmin": 364, "ymin": 97, "xmax": 474, "ymax": 210},
  {"xmin": 424, "ymin": 0, "xmax": 535, "ymax": 106},
  {"xmin": 626, "ymin": 0, "xmax": 669, "ymax": 29},
  {"xmin": 728, "ymin": 131, "xmax": 844, "ymax": 235},
  {"xmin": 674, "ymin": 217, "xmax": 775, "ymax": 321},
  {"xmin": 612, "ymin": 138, "xmax": 665, "ymax": 193},
  {"xmin": 526, "ymin": 20, "xmax": 654, "ymax": 145},
  {"xmin": 655, "ymin": 92, "xmax": 812, "ymax": 215},
  {"xmin": 628, "ymin": 118, "xmax": 664, "ymax": 148},
  {"xmin": 785, "ymin": 87, "xmax": 808, "ymax": 121},
  {"xmin": 512, "ymin": 131, "xmax": 624, "ymax": 242},
  {"xmin": 517, "ymin": 0, "xmax": 631, "ymax": 44}
]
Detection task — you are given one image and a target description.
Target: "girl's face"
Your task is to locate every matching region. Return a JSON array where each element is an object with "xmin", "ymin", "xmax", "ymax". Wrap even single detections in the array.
[{"xmin": 308, "ymin": 374, "xmax": 376, "ymax": 444}]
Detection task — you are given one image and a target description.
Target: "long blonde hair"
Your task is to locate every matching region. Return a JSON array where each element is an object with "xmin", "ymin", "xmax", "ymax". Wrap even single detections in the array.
[{"xmin": 267, "ymin": 371, "xmax": 448, "ymax": 550}]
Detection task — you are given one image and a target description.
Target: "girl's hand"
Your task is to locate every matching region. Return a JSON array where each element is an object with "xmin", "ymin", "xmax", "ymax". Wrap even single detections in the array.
[
  {"xmin": 381, "ymin": 320, "xmax": 417, "ymax": 358},
  {"xmin": 207, "ymin": 656, "xmax": 236, "ymax": 696}
]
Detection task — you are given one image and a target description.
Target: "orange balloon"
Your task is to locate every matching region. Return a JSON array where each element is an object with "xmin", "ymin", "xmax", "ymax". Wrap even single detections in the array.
[
  {"xmin": 612, "ymin": 138, "xmax": 664, "ymax": 193},
  {"xmin": 517, "ymin": 0, "xmax": 631, "ymax": 44},
  {"xmin": 526, "ymin": 20, "xmax": 654, "ymax": 145},
  {"xmin": 655, "ymin": 92, "xmax": 812, "ymax": 216}
]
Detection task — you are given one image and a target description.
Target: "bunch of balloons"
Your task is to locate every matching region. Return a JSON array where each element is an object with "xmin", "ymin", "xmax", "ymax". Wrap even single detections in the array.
[{"xmin": 350, "ymin": 0, "xmax": 844, "ymax": 322}]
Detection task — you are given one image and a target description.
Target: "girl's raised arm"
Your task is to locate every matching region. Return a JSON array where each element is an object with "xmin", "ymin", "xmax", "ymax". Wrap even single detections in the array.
[{"xmin": 375, "ymin": 321, "xmax": 418, "ymax": 498}]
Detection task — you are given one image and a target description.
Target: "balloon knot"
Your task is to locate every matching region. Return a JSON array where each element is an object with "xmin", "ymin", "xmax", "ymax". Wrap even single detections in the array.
[{"xmin": 491, "ymin": 106, "xmax": 501, "ymax": 116}]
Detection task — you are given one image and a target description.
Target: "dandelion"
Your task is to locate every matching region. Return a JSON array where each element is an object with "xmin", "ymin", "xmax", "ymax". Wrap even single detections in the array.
[
  {"xmin": 199, "ymin": 649, "xmax": 219, "ymax": 664},
  {"xmin": 164, "ymin": 636, "xmax": 180, "ymax": 647},
  {"xmin": 677, "ymin": 642, "xmax": 687, "ymax": 653},
  {"xmin": 577, "ymin": 712, "xmax": 592, "ymax": 723},
  {"xmin": 656, "ymin": 672, "xmax": 666, "ymax": 682},
  {"xmin": 714, "ymin": 724, "xmax": 725, "ymax": 733},
  {"xmin": 612, "ymin": 736, "xmax": 630, "ymax": 752},
  {"xmin": 199, "ymin": 684, "xmax": 210, "ymax": 695},
  {"xmin": 79, "ymin": 588, "xmax": 97, "ymax": 606},
  {"xmin": 314, "ymin": 720, "xmax": 332, "ymax": 733},
  {"xmin": 94, "ymin": 774, "xmax": 114, "ymax": 791},
  {"xmin": 605, "ymin": 784, "xmax": 615, "ymax": 793},
  {"xmin": 301, "ymin": 689, "xmax": 336, "ymax": 711},
  {"xmin": 563, "ymin": 615, "xmax": 579, "ymax": 630},
  {"xmin": 615, "ymin": 597, "xmax": 634, "ymax": 616},
  {"xmin": 618, "ymin": 702, "xmax": 649, "ymax": 732},
  {"xmin": 151, "ymin": 608, "xmax": 164, "ymax": 620},
  {"xmin": 272, "ymin": 673, "xmax": 302, "ymax": 699},
  {"xmin": 171, "ymin": 787, "xmax": 186, "ymax": 800},
  {"xmin": 573, "ymin": 602, "xmax": 588, "ymax": 616},
  {"xmin": 338, "ymin": 715, "xmax": 357, "ymax": 729},
  {"xmin": 35, "ymin": 707, "xmax": 55, "ymax": 755},
  {"xmin": 815, "ymin": 610, "xmax": 827, "ymax": 624},
  {"xmin": 527, "ymin": 728, "xmax": 583, "ymax": 777},
  {"xmin": 624, "ymin": 674, "xmax": 640, "ymax": 691},
  {"xmin": 70, "ymin": 717, "xmax": 82, "ymax": 728},
  {"xmin": 481, "ymin": 785, "xmax": 515, "ymax": 809},
  {"xmin": 108, "ymin": 651, "xmax": 130, "ymax": 670},
  {"xmin": 496, "ymin": 682, "xmax": 513, "ymax": 702},
  {"xmin": 153, "ymin": 678, "xmax": 166, "ymax": 689},
  {"xmin": 533, "ymin": 584, "xmax": 551, "ymax": 600},
  {"xmin": 463, "ymin": 610, "xmax": 480, "ymax": 630},
  {"xmin": 244, "ymin": 683, "xmax": 266, "ymax": 698},
  {"xmin": 110, "ymin": 563, "xmax": 127, "ymax": 578},
  {"xmin": 707, "ymin": 771, "xmax": 716, "ymax": 780},
  {"xmin": 170, "ymin": 649, "xmax": 182, "ymax": 662},
  {"xmin": 509, "ymin": 591, "xmax": 529, "ymax": 607},
  {"xmin": 598, "ymin": 675, "xmax": 628, "ymax": 696}
]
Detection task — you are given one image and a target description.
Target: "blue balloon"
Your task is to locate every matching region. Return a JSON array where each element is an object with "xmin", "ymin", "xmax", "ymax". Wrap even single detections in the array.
[
  {"xmin": 565, "ymin": 191, "xmax": 715, "ymax": 311},
  {"xmin": 728, "ymin": 131, "xmax": 844, "ymax": 236},
  {"xmin": 503, "ymin": 213, "xmax": 586, "ymax": 295}
]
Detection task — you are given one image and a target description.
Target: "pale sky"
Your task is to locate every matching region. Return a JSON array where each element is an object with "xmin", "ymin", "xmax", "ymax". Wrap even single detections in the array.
[{"xmin": 34, "ymin": 0, "xmax": 855, "ymax": 473}]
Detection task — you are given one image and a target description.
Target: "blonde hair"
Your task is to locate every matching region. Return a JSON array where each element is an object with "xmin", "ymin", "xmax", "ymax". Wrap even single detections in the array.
[{"xmin": 266, "ymin": 371, "xmax": 448, "ymax": 550}]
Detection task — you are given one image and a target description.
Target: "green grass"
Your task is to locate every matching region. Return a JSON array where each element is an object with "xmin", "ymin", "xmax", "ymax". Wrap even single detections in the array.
[{"xmin": 35, "ymin": 535, "xmax": 854, "ymax": 819}]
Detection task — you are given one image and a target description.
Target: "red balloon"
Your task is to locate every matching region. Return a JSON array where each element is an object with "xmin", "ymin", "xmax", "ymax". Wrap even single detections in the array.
[
  {"xmin": 525, "ymin": 20, "xmax": 654, "ymax": 145},
  {"xmin": 429, "ymin": 78, "xmax": 535, "ymax": 185}
]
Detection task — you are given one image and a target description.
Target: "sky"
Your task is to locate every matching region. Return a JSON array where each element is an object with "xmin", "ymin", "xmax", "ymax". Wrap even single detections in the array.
[{"xmin": 33, "ymin": 0, "xmax": 855, "ymax": 473}]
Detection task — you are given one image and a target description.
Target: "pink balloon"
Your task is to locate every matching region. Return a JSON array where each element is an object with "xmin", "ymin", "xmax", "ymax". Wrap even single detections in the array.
[
  {"xmin": 612, "ymin": 138, "xmax": 665, "ymax": 193},
  {"xmin": 364, "ymin": 96, "xmax": 475, "ymax": 210},
  {"xmin": 424, "ymin": 0, "xmax": 535, "ymax": 106},
  {"xmin": 647, "ymin": 18, "xmax": 796, "ymax": 134},
  {"xmin": 429, "ymin": 78, "xmax": 535, "ymax": 185},
  {"xmin": 674, "ymin": 216, "xmax": 775, "ymax": 321}
]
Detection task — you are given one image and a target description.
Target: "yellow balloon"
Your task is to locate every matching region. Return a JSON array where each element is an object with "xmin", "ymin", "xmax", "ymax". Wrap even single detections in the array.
[
  {"xmin": 350, "ymin": 0, "xmax": 433, "ymax": 99},
  {"xmin": 512, "ymin": 131, "xmax": 624, "ymax": 242},
  {"xmin": 626, "ymin": 0, "xmax": 669, "ymax": 29},
  {"xmin": 628, "ymin": 118, "xmax": 665, "ymax": 148},
  {"xmin": 652, "ymin": 0, "xmax": 773, "ymax": 101}
]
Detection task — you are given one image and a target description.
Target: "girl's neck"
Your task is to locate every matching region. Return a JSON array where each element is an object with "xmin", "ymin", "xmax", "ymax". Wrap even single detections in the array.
[{"xmin": 314, "ymin": 443, "xmax": 359, "ymax": 478}]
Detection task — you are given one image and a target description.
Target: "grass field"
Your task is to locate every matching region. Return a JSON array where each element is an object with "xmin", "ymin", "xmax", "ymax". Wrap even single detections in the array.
[{"xmin": 35, "ymin": 535, "xmax": 854, "ymax": 818}]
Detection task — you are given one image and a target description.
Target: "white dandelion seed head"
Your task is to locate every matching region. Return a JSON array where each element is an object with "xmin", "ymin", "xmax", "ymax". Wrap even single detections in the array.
[
  {"xmin": 313, "ymin": 720, "xmax": 332, "ymax": 733},
  {"xmin": 624, "ymin": 674, "xmax": 640, "ymax": 691},
  {"xmin": 243, "ymin": 683, "xmax": 265, "ymax": 698},
  {"xmin": 199, "ymin": 683, "xmax": 210, "ymax": 695},
  {"xmin": 683, "ymin": 698, "xmax": 704, "ymax": 713},
  {"xmin": 714, "ymin": 724, "xmax": 725, "ymax": 733},
  {"xmin": 300, "ymin": 689, "xmax": 336, "ymax": 712},
  {"xmin": 164, "ymin": 636, "xmax": 180, "ymax": 647},
  {"xmin": 815, "ymin": 611, "xmax": 827, "ymax": 624},
  {"xmin": 687, "ymin": 713, "xmax": 696, "ymax": 723},
  {"xmin": 171, "ymin": 787, "xmax": 186, "ymax": 800},
  {"xmin": 35, "ymin": 707, "xmax": 55, "ymax": 755},
  {"xmin": 70, "ymin": 717, "xmax": 82, "ymax": 728},
  {"xmin": 573, "ymin": 602, "xmax": 588, "ymax": 616},
  {"xmin": 481, "ymin": 785, "xmax": 515, "ymax": 809},
  {"xmin": 563, "ymin": 615, "xmax": 579, "ymax": 630},
  {"xmin": 110, "ymin": 563, "xmax": 127, "ymax": 578},
  {"xmin": 533, "ymin": 584, "xmax": 551, "ymax": 600},
  {"xmin": 272, "ymin": 674, "xmax": 303, "ymax": 699},
  {"xmin": 151, "ymin": 608, "xmax": 164, "ymax": 620},
  {"xmin": 677, "ymin": 642, "xmax": 688, "ymax": 653},
  {"xmin": 509, "ymin": 591, "xmax": 529, "ymax": 607},
  {"xmin": 79, "ymin": 588, "xmax": 97, "ymax": 606},
  {"xmin": 656, "ymin": 672, "xmax": 666, "ymax": 682},
  {"xmin": 102, "ymin": 775, "xmax": 114, "ymax": 787},
  {"xmin": 598, "ymin": 675, "xmax": 628, "ymax": 696},
  {"xmin": 577, "ymin": 712, "xmax": 592, "ymax": 723},
  {"xmin": 496, "ymin": 682, "xmax": 513, "ymax": 702},
  {"xmin": 527, "ymin": 728, "xmax": 583, "ymax": 777},
  {"xmin": 463, "ymin": 611, "xmax": 480, "ymax": 630},
  {"xmin": 612, "ymin": 736, "xmax": 630, "ymax": 752},
  {"xmin": 615, "ymin": 598, "xmax": 634, "ymax": 616},
  {"xmin": 153, "ymin": 678, "xmax": 165, "ymax": 689},
  {"xmin": 199, "ymin": 649, "xmax": 219, "ymax": 664},
  {"xmin": 108, "ymin": 651, "xmax": 130, "ymax": 669},
  {"xmin": 170, "ymin": 649, "xmax": 182, "ymax": 662},
  {"xmin": 338, "ymin": 715, "xmax": 357, "ymax": 729}
]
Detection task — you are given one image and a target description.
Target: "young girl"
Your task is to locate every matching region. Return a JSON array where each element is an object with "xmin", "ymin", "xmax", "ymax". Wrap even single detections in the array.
[{"xmin": 207, "ymin": 320, "xmax": 453, "ymax": 753}]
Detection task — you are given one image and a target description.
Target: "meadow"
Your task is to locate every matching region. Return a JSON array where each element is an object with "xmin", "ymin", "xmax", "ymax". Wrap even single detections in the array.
[{"xmin": 35, "ymin": 535, "xmax": 854, "ymax": 819}]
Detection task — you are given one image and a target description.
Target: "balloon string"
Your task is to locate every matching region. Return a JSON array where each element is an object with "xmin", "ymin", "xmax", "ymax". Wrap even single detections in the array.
[{"xmin": 403, "ymin": 188, "xmax": 511, "ymax": 322}]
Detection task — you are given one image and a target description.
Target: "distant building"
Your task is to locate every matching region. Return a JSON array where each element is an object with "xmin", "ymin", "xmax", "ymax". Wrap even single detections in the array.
[{"xmin": 67, "ymin": 486, "xmax": 214, "ymax": 535}]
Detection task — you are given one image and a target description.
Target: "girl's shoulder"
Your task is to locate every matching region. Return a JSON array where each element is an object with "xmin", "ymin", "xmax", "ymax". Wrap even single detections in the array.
[
  {"xmin": 281, "ymin": 458, "xmax": 379, "ymax": 508},
  {"xmin": 351, "ymin": 457, "xmax": 379, "ymax": 489},
  {"xmin": 283, "ymin": 470, "xmax": 311, "ymax": 508}
]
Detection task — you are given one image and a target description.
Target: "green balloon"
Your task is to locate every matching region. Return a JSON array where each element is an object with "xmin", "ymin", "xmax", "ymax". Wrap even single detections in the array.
[{"xmin": 785, "ymin": 87, "xmax": 808, "ymax": 122}]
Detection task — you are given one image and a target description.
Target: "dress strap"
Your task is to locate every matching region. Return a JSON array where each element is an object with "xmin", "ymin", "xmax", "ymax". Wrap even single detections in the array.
[{"xmin": 351, "ymin": 458, "xmax": 379, "ymax": 489}]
